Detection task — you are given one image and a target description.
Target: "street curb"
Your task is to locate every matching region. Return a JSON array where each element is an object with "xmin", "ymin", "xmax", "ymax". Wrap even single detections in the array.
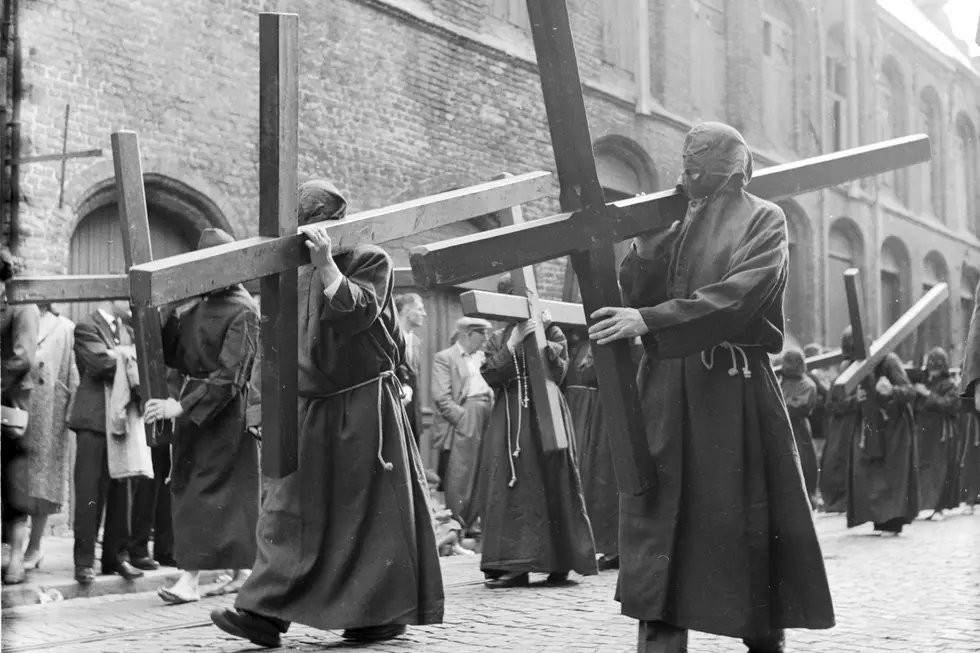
[{"xmin": 1, "ymin": 569, "xmax": 228, "ymax": 610}]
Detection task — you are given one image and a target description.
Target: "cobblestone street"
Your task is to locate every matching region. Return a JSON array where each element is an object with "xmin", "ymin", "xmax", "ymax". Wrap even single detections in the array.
[{"xmin": 2, "ymin": 512, "xmax": 978, "ymax": 653}]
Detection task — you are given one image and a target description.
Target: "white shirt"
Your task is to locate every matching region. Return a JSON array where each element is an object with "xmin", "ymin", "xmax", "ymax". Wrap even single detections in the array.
[
  {"xmin": 457, "ymin": 343, "xmax": 492, "ymax": 398},
  {"xmin": 98, "ymin": 308, "xmax": 118, "ymax": 338}
]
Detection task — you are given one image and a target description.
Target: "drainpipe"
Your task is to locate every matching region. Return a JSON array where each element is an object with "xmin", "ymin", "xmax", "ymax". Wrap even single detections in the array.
[
  {"xmin": 815, "ymin": 2, "xmax": 826, "ymax": 347},
  {"xmin": 2, "ymin": 0, "xmax": 21, "ymax": 253}
]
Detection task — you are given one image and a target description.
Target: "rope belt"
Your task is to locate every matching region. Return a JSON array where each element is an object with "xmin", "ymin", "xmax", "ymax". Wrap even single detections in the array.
[
  {"xmin": 159, "ymin": 374, "xmax": 208, "ymax": 486},
  {"xmin": 317, "ymin": 370, "xmax": 398, "ymax": 471},
  {"xmin": 701, "ymin": 342, "xmax": 753, "ymax": 379}
]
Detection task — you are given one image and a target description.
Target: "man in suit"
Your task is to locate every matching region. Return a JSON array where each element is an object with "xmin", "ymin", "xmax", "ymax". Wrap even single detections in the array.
[
  {"xmin": 68, "ymin": 300, "xmax": 143, "ymax": 584},
  {"xmin": 431, "ymin": 317, "xmax": 494, "ymax": 529},
  {"xmin": 395, "ymin": 294, "xmax": 426, "ymax": 445}
]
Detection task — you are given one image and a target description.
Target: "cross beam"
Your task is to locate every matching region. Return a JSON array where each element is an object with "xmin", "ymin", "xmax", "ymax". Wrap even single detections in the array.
[
  {"xmin": 772, "ymin": 349, "xmax": 844, "ymax": 375},
  {"xmin": 408, "ymin": 136, "xmax": 929, "ymax": 289},
  {"xmin": 460, "ymin": 291, "xmax": 584, "ymax": 330},
  {"xmin": 127, "ymin": 170, "xmax": 553, "ymax": 309},
  {"xmin": 4, "ymin": 275, "xmax": 129, "ymax": 303},
  {"xmin": 833, "ymin": 279, "xmax": 949, "ymax": 398}
]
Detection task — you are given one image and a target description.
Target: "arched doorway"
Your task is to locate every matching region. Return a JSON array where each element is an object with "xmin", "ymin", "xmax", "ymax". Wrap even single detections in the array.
[
  {"xmin": 960, "ymin": 267, "xmax": 979, "ymax": 365},
  {"xmin": 777, "ymin": 200, "xmax": 812, "ymax": 347},
  {"xmin": 67, "ymin": 177, "xmax": 225, "ymax": 323}
]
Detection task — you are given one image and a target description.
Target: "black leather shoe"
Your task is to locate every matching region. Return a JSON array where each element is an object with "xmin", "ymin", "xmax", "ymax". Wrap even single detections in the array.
[
  {"xmin": 342, "ymin": 624, "xmax": 407, "ymax": 642},
  {"xmin": 102, "ymin": 560, "xmax": 144, "ymax": 580},
  {"xmin": 211, "ymin": 608, "xmax": 283, "ymax": 648},
  {"xmin": 597, "ymin": 554, "xmax": 620, "ymax": 571},
  {"xmin": 545, "ymin": 571, "xmax": 570, "ymax": 585},
  {"xmin": 130, "ymin": 556, "xmax": 161, "ymax": 571},
  {"xmin": 485, "ymin": 571, "xmax": 529, "ymax": 589},
  {"xmin": 74, "ymin": 566, "xmax": 96, "ymax": 585},
  {"xmin": 154, "ymin": 554, "xmax": 178, "ymax": 567}
]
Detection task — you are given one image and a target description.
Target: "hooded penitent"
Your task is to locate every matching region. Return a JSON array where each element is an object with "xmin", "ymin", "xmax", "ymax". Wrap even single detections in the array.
[
  {"xmin": 916, "ymin": 346, "xmax": 960, "ymax": 512},
  {"xmin": 298, "ymin": 180, "xmax": 348, "ymax": 226},
  {"xmin": 617, "ymin": 121, "xmax": 834, "ymax": 640}
]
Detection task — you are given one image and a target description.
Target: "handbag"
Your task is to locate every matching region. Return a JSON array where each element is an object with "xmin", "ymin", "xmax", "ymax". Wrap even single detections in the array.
[{"xmin": 1, "ymin": 405, "xmax": 29, "ymax": 438}]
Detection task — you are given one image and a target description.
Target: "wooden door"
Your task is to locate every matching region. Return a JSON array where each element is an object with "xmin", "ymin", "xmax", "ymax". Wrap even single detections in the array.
[{"xmin": 67, "ymin": 205, "xmax": 195, "ymax": 323}]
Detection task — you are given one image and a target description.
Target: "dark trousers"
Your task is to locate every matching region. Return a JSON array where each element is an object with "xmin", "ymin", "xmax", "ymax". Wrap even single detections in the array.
[
  {"xmin": 129, "ymin": 445, "xmax": 173, "ymax": 561},
  {"xmin": 73, "ymin": 430, "xmax": 132, "ymax": 569}
]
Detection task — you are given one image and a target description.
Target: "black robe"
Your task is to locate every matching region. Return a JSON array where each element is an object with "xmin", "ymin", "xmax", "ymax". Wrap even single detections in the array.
[
  {"xmin": 235, "ymin": 246, "xmax": 444, "ymax": 631},
  {"xmin": 617, "ymin": 185, "xmax": 834, "ymax": 639},
  {"xmin": 846, "ymin": 355, "xmax": 919, "ymax": 529},
  {"xmin": 821, "ymin": 359, "xmax": 859, "ymax": 513},
  {"xmin": 563, "ymin": 340, "xmax": 618, "ymax": 558},
  {"xmin": 958, "ymin": 412, "xmax": 980, "ymax": 506},
  {"xmin": 914, "ymin": 372, "xmax": 960, "ymax": 512},
  {"xmin": 478, "ymin": 322, "xmax": 597, "ymax": 577},
  {"xmin": 162, "ymin": 287, "xmax": 260, "ymax": 570}
]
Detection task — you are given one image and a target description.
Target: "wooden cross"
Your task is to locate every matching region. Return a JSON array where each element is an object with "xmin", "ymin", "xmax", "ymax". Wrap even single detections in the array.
[
  {"xmin": 460, "ymin": 181, "xmax": 583, "ymax": 452},
  {"xmin": 124, "ymin": 13, "xmax": 559, "ymax": 479},
  {"xmin": 10, "ymin": 104, "xmax": 103, "ymax": 208},
  {"xmin": 4, "ymin": 131, "xmax": 172, "ymax": 446},
  {"xmin": 832, "ymin": 273, "xmax": 949, "ymax": 400},
  {"xmin": 772, "ymin": 350, "xmax": 844, "ymax": 376},
  {"xmin": 407, "ymin": 2, "xmax": 933, "ymax": 496},
  {"xmin": 840, "ymin": 269, "xmax": 886, "ymax": 459}
]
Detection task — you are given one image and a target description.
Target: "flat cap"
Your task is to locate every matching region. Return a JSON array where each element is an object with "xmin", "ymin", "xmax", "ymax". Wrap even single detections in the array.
[{"xmin": 456, "ymin": 316, "xmax": 493, "ymax": 332}]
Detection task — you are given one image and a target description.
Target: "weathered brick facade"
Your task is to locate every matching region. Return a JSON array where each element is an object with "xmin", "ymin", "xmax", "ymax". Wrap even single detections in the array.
[{"xmin": 9, "ymin": 0, "xmax": 980, "ymax": 358}]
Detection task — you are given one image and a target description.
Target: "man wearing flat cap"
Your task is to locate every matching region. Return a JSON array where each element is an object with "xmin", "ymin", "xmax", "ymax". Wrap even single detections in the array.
[
  {"xmin": 144, "ymin": 227, "xmax": 261, "ymax": 603},
  {"xmin": 431, "ymin": 316, "xmax": 495, "ymax": 529}
]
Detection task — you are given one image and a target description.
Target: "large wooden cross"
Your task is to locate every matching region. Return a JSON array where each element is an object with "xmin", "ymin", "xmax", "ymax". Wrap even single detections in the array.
[
  {"xmin": 832, "ymin": 271, "xmax": 949, "ymax": 400},
  {"xmin": 124, "ymin": 14, "xmax": 559, "ymax": 479},
  {"xmin": 407, "ymin": 2, "xmax": 932, "ymax": 496},
  {"xmin": 5, "ymin": 131, "xmax": 172, "ymax": 445},
  {"xmin": 472, "ymin": 185, "xmax": 573, "ymax": 451}
]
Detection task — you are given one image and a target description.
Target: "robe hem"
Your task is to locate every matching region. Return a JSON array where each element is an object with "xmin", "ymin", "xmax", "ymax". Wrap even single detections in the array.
[
  {"xmin": 481, "ymin": 560, "xmax": 598, "ymax": 576},
  {"xmin": 617, "ymin": 605, "xmax": 836, "ymax": 639},
  {"xmin": 233, "ymin": 598, "xmax": 445, "ymax": 632}
]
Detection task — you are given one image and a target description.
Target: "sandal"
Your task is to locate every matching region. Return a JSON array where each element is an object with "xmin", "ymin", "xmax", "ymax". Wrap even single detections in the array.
[{"xmin": 158, "ymin": 586, "xmax": 200, "ymax": 605}]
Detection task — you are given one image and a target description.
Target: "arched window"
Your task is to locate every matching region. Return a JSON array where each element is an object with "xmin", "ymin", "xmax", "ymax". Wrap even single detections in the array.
[
  {"xmin": 826, "ymin": 24, "xmax": 848, "ymax": 152},
  {"xmin": 919, "ymin": 252, "xmax": 951, "ymax": 355},
  {"xmin": 690, "ymin": 0, "xmax": 726, "ymax": 121},
  {"xmin": 488, "ymin": 0, "xmax": 530, "ymax": 30},
  {"xmin": 880, "ymin": 237, "xmax": 911, "ymax": 359},
  {"xmin": 828, "ymin": 219, "xmax": 863, "ymax": 346},
  {"xmin": 954, "ymin": 115, "xmax": 979, "ymax": 236},
  {"xmin": 918, "ymin": 89, "xmax": 943, "ymax": 218},
  {"xmin": 961, "ymin": 267, "xmax": 980, "ymax": 359},
  {"xmin": 878, "ymin": 60, "xmax": 908, "ymax": 204},
  {"xmin": 762, "ymin": 0, "xmax": 795, "ymax": 149}
]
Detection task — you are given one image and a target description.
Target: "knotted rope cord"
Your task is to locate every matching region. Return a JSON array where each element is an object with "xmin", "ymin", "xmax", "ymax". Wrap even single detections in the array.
[
  {"xmin": 700, "ymin": 342, "xmax": 752, "ymax": 378},
  {"xmin": 321, "ymin": 370, "xmax": 398, "ymax": 471},
  {"xmin": 505, "ymin": 339, "xmax": 529, "ymax": 488}
]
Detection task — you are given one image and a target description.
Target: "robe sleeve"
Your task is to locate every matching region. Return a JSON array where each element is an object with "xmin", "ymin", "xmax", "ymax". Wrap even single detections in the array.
[
  {"xmin": 178, "ymin": 309, "xmax": 259, "ymax": 426},
  {"xmin": 784, "ymin": 378, "xmax": 817, "ymax": 419},
  {"xmin": 543, "ymin": 322, "xmax": 570, "ymax": 386},
  {"xmin": 880, "ymin": 354, "xmax": 916, "ymax": 406},
  {"xmin": 578, "ymin": 346, "xmax": 598, "ymax": 387},
  {"xmin": 1, "ymin": 304, "xmax": 39, "ymax": 392},
  {"xmin": 245, "ymin": 347, "xmax": 262, "ymax": 430},
  {"xmin": 619, "ymin": 243, "xmax": 671, "ymax": 310},
  {"xmin": 319, "ymin": 246, "xmax": 392, "ymax": 335},
  {"xmin": 480, "ymin": 327, "xmax": 517, "ymax": 388},
  {"xmin": 72, "ymin": 320, "xmax": 117, "ymax": 382},
  {"xmin": 921, "ymin": 377, "xmax": 960, "ymax": 414},
  {"xmin": 636, "ymin": 205, "xmax": 787, "ymax": 359},
  {"xmin": 960, "ymin": 278, "xmax": 980, "ymax": 397}
]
